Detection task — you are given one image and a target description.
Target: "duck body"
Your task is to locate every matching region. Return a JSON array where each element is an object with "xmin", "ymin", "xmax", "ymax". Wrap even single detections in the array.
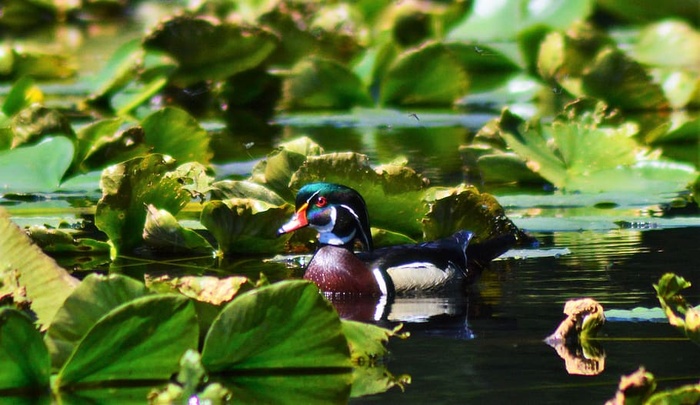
[{"xmin": 278, "ymin": 183, "xmax": 504, "ymax": 296}]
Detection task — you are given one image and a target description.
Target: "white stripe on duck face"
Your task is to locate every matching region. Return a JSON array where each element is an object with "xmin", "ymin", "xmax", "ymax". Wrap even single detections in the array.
[
  {"xmin": 315, "ymin": 206, "xmax": 360, "ymax": 246},
  {"xmin": 385, "ymin": 262, "xmax": 458, "ymax": 293}
]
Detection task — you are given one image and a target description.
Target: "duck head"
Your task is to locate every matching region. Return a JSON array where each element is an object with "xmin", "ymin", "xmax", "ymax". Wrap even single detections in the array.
[{"xmin": 277, "ymin": 182, "xmax": 373, "ymax": 251}]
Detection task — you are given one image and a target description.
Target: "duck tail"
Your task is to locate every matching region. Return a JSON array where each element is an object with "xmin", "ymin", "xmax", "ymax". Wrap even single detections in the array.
[{"xmin": 466, "ymin": 234, "xmax": 516, "ymax": 267}]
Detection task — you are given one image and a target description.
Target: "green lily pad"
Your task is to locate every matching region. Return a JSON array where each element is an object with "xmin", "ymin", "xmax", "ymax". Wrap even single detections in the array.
[
  {"xmin": 497, "ymin": 109, "xmax": 697, "ymax": 193},
  {"xmin": 141, "ymin": 107, "xmax": 212, "ymax": 166},
  {"xmin": 166, "ymin": 162, "xmax": 215, "ymax": 200},
  {"xmin": 211, "ymin": 180, "xmax": 286, "ymax": 206},
  {"xmin": 201, "ymin": 280, "xmax": 351, "ymax": 373},
  {"xmin": 250, "ymin": 136, "xmax": 323, "ymax": 201},
  {"xmin": 25, "ymin": 226, "xmax": 110, "ymax": 255},
  {"xmin": 596, "ymin": 0, "xmax": 700, "ymax": 24},
  {"xmin": 380, "ymin": 42, "xmax": 469, "ymax": 106},
  {"xmin": 44, "ymin": 274, "xmax": 150, "ymax": 371},
  {"xmin": 142, "ymin": 204, "xmax": 213, "ymax": 253},
  {"xmin": 219, "ymin": 374, "xmax": 352, "ymax": 405},
  {"xmin": 279, "ymin": 57, "xmax": 373, "ymax": 110},
  {"xmin": 146, "ymin": 275, "xmax": 250, "ymax": 306},
  {"xmin": 0, "ymin": 308, "xmax": 50, "ymax": 391},
  {"xmin": 632, "ymin": 20, "xmax": 700, "ymax": 69},
  {"xmin": 94, "ymin": 154, "xmax": 191, "ymax": 257},
  {"xmin": 56, "ymin": 294, "xmax": 198, "ymax": 388},
  {"xmin": 10, "ymin": 105, "xmax": 74, "ymax": 149},
  {"xmin": 86, "ymin": 39, "xmax": 143, "ymax": 103},
  {"xmin": 3, "ymin": 46, "xmax": 74, "ymax": 80},
  {"xmin": 199, "ymin": 198, "xmax": 293, "ymax": 255},
  {"xmin": 447, "ymin": 0, "xmax": 594, "ymax": 41},
  {"xmin": 0, "ymin": 208, "xmax": 79, "ymax": 329},
  {"xmin": 0, "ymin": 136, "xmax": 74, "ymax": 194},
  {"xmin": 143, "ymin": 15, "xmax": 278, "ymax": 86}
]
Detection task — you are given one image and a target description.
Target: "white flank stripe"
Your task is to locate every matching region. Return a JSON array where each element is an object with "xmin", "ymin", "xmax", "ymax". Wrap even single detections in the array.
[{"xmin": 372, "ymin": 268, "xmax": 389, "ymax": 295}]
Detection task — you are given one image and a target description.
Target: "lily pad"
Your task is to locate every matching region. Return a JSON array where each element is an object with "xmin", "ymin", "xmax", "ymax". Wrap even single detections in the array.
[
  {"xmin": 654, "ymin": 273, "xmax": 700, "ymax": 345},
  {"xmin": 199, "ymin": 198, "xmax": 293, "ymax": 255},
  {"xmin": 447, "ymin": 0, "xmax": 594, "ymax": 42},
  {"xmin": 142, "ymin": 204, "xmax": 213, "ymax": 254},
  {"xmin": 141, "ymin": 107, "xmax": 212, "ymax": 166},
  {"xmin": 0, "ymin": 208, "xmax": 79, "ymax": 329},
  {"xmin": 497, "ymin": 108, "xmax": 697, "ymax": 193},
  {"xmin": 279, "ymin": 57, "xmax": 373, "ymax": 110},
  {"xmin": 0, "ymin": 308, "xmax": 50, "ymax": 391},
  {"xmin": 146, "ymin": 275, "xmax": 250, "ymax": 306},
  {"xmin": 143, "ymin": 15, "xmax": 278, "ymax": 86},
  {"xmin": 44, "ymin": 274, "xmax": 150, "ymax": 371},
  {"xmin": 94, "ymin": 154, "xmax": 192, "ymax": 257},
  {"xmin": 25, "ymin": 226, "xmax": 110, "ymax": 255},
  {"xmin": 0, "ymin": 136, "xmax": 74, "ymax": 194},
  {"xmin": 201, "ymin": 280, "xmax": 352, "ymax": 373},
  {"xmin": 379, "ymin": 42, "xmax": 469, "ymax": 106},
  {"xmin": 56, "ymin": 294, "xmax": 198, "ymax": 388},
  {"xmin": 219, "ymin": 374, "xmax": 352, "ymax": 405},
  {"xmin": 2, "ymin": 76, "xmax": 43, "ymax": 118}
]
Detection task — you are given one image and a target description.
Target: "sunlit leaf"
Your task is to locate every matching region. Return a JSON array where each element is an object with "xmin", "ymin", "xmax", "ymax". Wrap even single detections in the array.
[
  {"xmin": 7, "ymin": 47, "xmax": 75, "ymax": 80},
  {"xmin": 0, "ymin": 308, "xmax": 50, "ymax": 391},
  {"xmin": 95, "ymin": 154, "xmax": 191, "ymax": 257},
  {"xmin": 2, "ymin": 76, "xmax": 43, "ymax": 118},
  {"xmin": 0, "ymin": 208, "xmax": 79, "ymax": 329},
  {"xmin": 146, "ymin": 275, "xmax": 250, "ymax": 306},
  {"xmin": 45, "ymin": 274, "xmax": 150, "ymax": 371},
  {"xmin": 25, "ymin": 226, "xmax": 110, "ymax": 255},
  {"xmin": 143, "ymin": 15, "xmax": 278, "ymax": 86},
  {"xmin": 200, "ymin": 198, "xmax": 293, "ymax": 255},
  {"xmin": 280, "ymin": 57, "xmax": 372, "ymax": 110},
  {"xmin": 86, "ymin": 39, "xmax": 143, "ymax": 102},
  {"xmin": 201, "ymin": 280, "xmax": 351, "ymax": 372},
  {"xmin": 447, "ymin": 0, "xmax": 594, "ymax": 41},
  {"xmin": 380, "ymin": 42, "xmax": 469, "ymax": 106},
  {"xmin": 142, "ymin": 204, "xmax": 213, "ymax": 253},
  {"xmin": 141, "ymin": 107, "xmax": 212, "ymax": 165},
  {"xmin": 596, "ymin": 0, "xmax": 700, "ymax": 24},
  {"xmin": 10, "ymin": 105, "xmax": 74, "ymax": 149},
  {"xmin": 211, "ymin": 180, "xmax": 286, "ymax": 206},
  {"xmin": 219, "ymin": 374, "xmax": 352, "ymax": 405},
  {"xmin": 0, "ymin": 136, "xmax": 74, "ymax": 193},
  {"xmin": 57, "ymin": 294, "xmax": 198, "ymax": 387}
]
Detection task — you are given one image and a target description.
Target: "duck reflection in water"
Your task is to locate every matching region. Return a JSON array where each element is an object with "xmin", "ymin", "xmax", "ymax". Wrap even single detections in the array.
[{"xmin": 277, "ymin": 183, "xmax": 515, "ymax": 337}]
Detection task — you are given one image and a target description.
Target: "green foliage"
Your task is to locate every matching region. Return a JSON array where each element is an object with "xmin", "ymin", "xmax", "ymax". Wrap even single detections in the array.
[
  {"xmin": 0, "ymin": 308, "xmax": 50, "ymax": 391},
  {"xmin": 142, "ymin": 204, "xmax": 214, "ymax": 253},
  {"xmin": 201, "ymin": 280, "xmax": 352, "ymax": 372},
  {"xmin": 141, "ymin": 107, "xmax": 212, "ymax": 165},
  {"xmin": 0, "ymin": 208, "xmax": 79, "ymax": 329},
  {"xmin": 0, "ymin": 136, "xmax": 74, "ymax": 193},
  {"xmin": 654, "ymin": 273, "xmax": 700, "ymax": 345},
  {"xmin": 143, "ymin": 15, "xmax": 279, "ymax": 86},
  {"xmin": 56, "ymin": 294, "xmax": 198, "ymax": 388},
  {"xmin": 45, "ymin": 274, "xmax": 150, "ymax": 370},
  {"xmin": 94, "ymin": 154, "xmax": 191, "ymax": 257}
]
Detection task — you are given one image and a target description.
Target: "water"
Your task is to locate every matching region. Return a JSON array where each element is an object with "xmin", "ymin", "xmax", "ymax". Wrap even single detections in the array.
[{"xmin": 354, "ymin": 227, "xmax": 700, "ymax": 404}]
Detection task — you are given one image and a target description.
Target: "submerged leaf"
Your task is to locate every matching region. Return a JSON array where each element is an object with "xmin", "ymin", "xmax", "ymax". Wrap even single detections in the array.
[
  {"xmin": 0, "ymin": 208, "xmax": 79, "ymax": 329},
  {"xmin": 95, "ymin": 154, "xmax": 191, "ymax": 257},
  {"xmin": 45, "ymin": 274, "xmax": 150, "ymax": 371},
  {"xmin": 201, "ymin": 280, "xmax": 351, "ymax": 373},
  {"xmin": 57, "ymin": 295, "xmax": 198, "ymax": 387},
  {"xmin": 0, "ymin": 308, "xmax": 50, "ymax": 391}
]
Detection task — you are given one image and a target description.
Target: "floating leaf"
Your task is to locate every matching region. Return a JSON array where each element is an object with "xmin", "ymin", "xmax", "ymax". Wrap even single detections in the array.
[
  {"xmin": 147, "ymin": 275, "xmax": 250, "ymax": 306},
  {"xmin": 0, "ymin": 308, "xmax": 50, "ymax": 391},
  {"xmin": 280, "ymin": 57, "xmax": 372, "ymax": 110},
  {"xmin": 166, "ymin": 162, "xmax": 215, "ymax": 199},
  {"xmin": 45, "ymin": 274, "xmax": 150, "ymax": 371},
  {"xmin": 380, "ymin": 42, "xmax": 469, "ymax": 106},
  {"xmin": 10, "ymin": 105, "xmax": 74, "ymax": 149},
  {"xmin": 497, "ymin": 109, "xmax": 697, "ymax": 193},
  {"xmin": 143, "ymin": 15, "xmax": 278, "ymax": 86},
  {"xmin": 0, "ymin": 136, "xmax": 74, "ymax": 193},
  {"xmin": 25, "ymin": 226, "xmax": 110, "ymax": 255},
  {"xmin": 201, "ymin": 280, "xmax": 351, "ymax": 373},
  {"xmin": 95, "ymin": 154, "xmax": 191, "ymax": 257},
  {"xmin": 57, "ymin": 294, "xmax": 198, "ymax": 387},
  {"xmin": 447, "ymin": 0, "xmax": 594, "ymax": 41},
  {"xmin": 211, "ymin": 180, "xmax": 286, "ymax": 206},
  {"xmin": 200, "ymin": 198, "xmax": 293, "ymax": 255},
  {"xmin": 632, "ymin": 20, "xmax": 700, "ymax": 69},
  {"xmin": 0, "ymin": 208, "xmax": 79, "ymax": 329},
  {"xmin": 596, "ymin": 0, "xmax": 700, "ymax": 24},
  {"xmin": 2, "ymin": 76, "xmax": 43, "ymax": 118},
  {"xmin": 142, "ymin": 204, "xmax": 213, "ymax": 254},
  {"xmin": 141, "ymin": 107, "xmax": 212, "ymax": 166},
  {"xmin": 86, "ymin": 39, "xmax": 143, "ymax": 102},
  {"xmin": 219, "ymin": 374, "xmax": 352, "ymax": 405}
]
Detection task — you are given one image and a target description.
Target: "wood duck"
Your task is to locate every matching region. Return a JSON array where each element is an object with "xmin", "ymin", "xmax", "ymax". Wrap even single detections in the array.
[{"xmin": 277, "ymin": 182, "xmax": 513, "ymax": 296}]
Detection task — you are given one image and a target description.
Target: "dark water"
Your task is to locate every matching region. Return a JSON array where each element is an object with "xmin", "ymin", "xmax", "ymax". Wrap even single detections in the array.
[{"xmin": 354, "ymin": 226, "xmax": 700, "ymax": 404}]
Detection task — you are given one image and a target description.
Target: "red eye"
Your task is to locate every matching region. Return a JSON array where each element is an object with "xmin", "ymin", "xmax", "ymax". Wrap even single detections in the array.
[{"xmin": 315, "ymin": 196, "xmax": 327, "ymax": 207}]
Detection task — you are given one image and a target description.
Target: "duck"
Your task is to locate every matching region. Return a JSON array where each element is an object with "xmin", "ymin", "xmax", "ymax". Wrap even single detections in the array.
[{"xmin": 277, "ymin": 182, "xmax": 514, "ymax": 296}]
